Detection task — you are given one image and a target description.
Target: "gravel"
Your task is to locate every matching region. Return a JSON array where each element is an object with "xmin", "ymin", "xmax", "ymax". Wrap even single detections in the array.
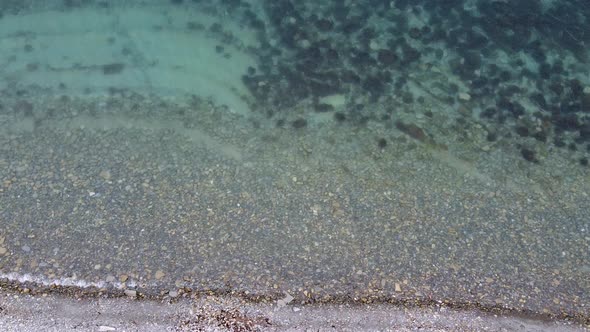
[{"xmin": 0, "ymin": 290, "xmax": 587, "ymax": 332}]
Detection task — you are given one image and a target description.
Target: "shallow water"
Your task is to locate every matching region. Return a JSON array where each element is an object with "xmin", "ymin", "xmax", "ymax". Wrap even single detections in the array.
[{"xmin": 0, "ymin": 0, "xmax": 588, "ymax": 325}]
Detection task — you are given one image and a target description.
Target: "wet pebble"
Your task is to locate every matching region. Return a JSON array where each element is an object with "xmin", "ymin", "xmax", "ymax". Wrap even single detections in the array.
[
  {"xmin": 458, "ymin": 92, "xmax": 471, "ymax": 101},
  {"xmin": 99, "ymin": 170, "xmax": 112, "ymax": 180}
]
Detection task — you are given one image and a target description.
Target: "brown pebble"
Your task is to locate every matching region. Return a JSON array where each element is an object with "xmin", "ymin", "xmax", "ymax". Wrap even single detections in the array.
[{"xmin": 395, "ymin": 121, "xmax": 426, "ymax": 142}]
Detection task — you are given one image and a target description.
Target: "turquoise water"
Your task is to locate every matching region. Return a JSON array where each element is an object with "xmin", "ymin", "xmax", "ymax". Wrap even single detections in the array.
[{"xmin": 0, "ymin": 0, "xmax": 588, "ymax": 325}]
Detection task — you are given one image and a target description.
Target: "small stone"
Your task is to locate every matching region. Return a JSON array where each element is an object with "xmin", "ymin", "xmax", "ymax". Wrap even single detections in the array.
[
  {"xmin": 292, "ymin": 118, "xmax": 307, "ymax": 129},
  {"xmin": 99, "ymin": 170, "xmax": 111, "ymax": 180},
  {"xmin": 119, "ymin": 274, "xmax": 128, "ymax": 282},
  {"xmin": 0, "ymin": 247, "xmax": 6, "ymax": 255},
  {"xmin": 94, "ymin": 264, "xmax": 101, "ymax": 270},
  {"xmin": 169, "ymin": 290, "xmax": 178, "ymax": 298},
  {"xmin": 457, "ymin": 105, "xmax": 471, "ymax": 116},
  {"xmin": 124, "ymin": 289, "xmax": 137, "ymax": 298},
  {"xmin": 369, "ymin": 40, "xmax": 380, "ymax": 51},
  {"xmin": 299, "ymin": 39, "xmax": 311, "ymax": 49},
  {"xmin": 319, "ymin": 94, "xmax": 346, "ymax": 108},
  {"xmin": 395, "ymin": 283, "xmax": 402, "ymax": 292},
  {"xmin": 277, "ymin": 292, "xmax": 294, "ymax": 307},
  {"xmin": 458, "ymin": 92, "xmax": 471, "ymax": 101},
  {"xmin": 98, "ymin": 326, "xmax": 116, "ymax": 332},
  {"xmin": 155, "ymin": 270, "xmax": 165, "ymax": 280}
]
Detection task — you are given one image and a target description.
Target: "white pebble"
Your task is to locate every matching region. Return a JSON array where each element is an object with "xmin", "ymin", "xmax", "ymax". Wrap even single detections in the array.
[
  {"xmin": 124, "ymin": 290, "xmax": 137, "ymax": 298},
  {"xmin": 458, "ymin": 92, "xmax": 471, "ymax": 101}
]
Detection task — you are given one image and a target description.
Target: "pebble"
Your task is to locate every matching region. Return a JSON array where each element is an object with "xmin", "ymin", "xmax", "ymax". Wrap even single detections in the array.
[
  {"xmin": 277, "ymin": 292, "xmax": 294, "ymax": 307},
  {"xmin": 0, "ymin": 247, "xmax": 7, "ymax": 255},
  {"xmin": 98, "ymin": 326, "xmax": 116, "ymax": 332},
  {"xmin": 124, "ymin": 289, "xmax": 137, "ymax": 298},
  {"xmin": 298, "ymin": 39, "xmax": 311, "ymax": 49},
  {"xmin": 369, "ymin": 40, "xmax": 380, "ymax": 51},
  {"xmin": 169, "ymin": 290, "xmax": 178, "ymax": 298},
  {"xmin": 99, "ymin": 170, "xmax": 112, "ymax": 180},
  {"xmin": 155, "ymin": 270, "xmax": 165, "ymax": 280},
  {"xmin": 319, "ymin": 94, "xmax": 346, "ymax": 108},
  {"xmin": 458, "ymin": 92, "xmax": 471, "ymax": 101}
]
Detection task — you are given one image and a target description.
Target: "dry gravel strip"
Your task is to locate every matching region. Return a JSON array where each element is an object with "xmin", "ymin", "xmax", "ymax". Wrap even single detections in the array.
[{"xmin": 0, "ymin": 290, "xmax": 588, "ymax": 332}]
